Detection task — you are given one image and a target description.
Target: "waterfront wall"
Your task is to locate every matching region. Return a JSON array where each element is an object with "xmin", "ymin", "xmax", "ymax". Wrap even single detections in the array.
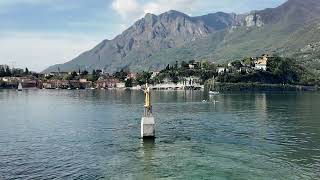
[{"xmin": 206, "ymin": 82, "xmax": 318, "ymax": 92}]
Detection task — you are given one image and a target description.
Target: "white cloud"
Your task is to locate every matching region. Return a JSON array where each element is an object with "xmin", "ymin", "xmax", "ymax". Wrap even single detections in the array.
[
  {"xmin": 111, "ymin": 0, "xmax": 287, "ymax": 24},
  {"xmin": 0, "ymin": 32, "xmax": 101, "ymax": 72},
  {"xmin": 112, "ymin": 0, "xmax": 142, "ymax": 18},
  {"xmin": 143, "ymin": 0, "xmax": 195, "ymax": 15},
  {"xmin": 111, "ymin": 0, "xmax": 196, "ymax": 22}
]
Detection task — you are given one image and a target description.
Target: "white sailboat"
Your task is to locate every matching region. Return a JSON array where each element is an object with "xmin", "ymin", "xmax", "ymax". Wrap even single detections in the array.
[
  {"xmin": 209, "ymin": 76, "xmax": 219, "ymax": 95},
  {"xmin": 17, "ymin": 83, "xmax": 23, "ymax": 91},
  {"xmin": 209, "ymin": 91, "xmax": 220, "ymax": 95}
]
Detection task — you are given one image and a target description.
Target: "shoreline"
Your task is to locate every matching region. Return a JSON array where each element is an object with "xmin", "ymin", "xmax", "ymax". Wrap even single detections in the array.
[
  {"xmin": 207, "ymin": 82, "xmax": 318, "ymax": 92},
  {"xmin": 1, "ymin": 83, "xmax": 318, "ymax": 92}
]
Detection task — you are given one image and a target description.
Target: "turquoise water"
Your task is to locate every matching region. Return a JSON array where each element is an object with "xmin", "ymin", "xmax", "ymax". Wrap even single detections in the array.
[{"xmin": 0, "ymin": 89, "xmax": 320, "ymax": 179}]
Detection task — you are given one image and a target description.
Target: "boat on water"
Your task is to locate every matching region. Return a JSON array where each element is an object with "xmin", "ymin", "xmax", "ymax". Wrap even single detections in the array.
[
  {"xmin": 209, "ymin": 91, "xmax": 220, "ymax": 95},
  {"xmin": 17, "ymin": 83, "xmax": 23, "ymax": 91},
  {"xmin": 209, "ymin": 76, "xmax": 219, "ymax": 95}
]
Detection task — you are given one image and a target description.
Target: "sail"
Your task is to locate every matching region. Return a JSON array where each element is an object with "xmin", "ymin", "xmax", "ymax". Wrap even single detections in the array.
[{"xmin": 18, "ymin": 83, "xmax": 23, "ymax": 90}]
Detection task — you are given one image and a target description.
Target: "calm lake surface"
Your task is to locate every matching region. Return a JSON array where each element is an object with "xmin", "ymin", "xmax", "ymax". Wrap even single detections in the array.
[{"xmin": 0, "ymin": 89, "xmax": 320, "ymax": 179}]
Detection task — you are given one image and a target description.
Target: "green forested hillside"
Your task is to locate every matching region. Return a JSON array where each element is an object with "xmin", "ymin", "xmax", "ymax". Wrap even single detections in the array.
[{"xmin": 128, "ymin": 21, "xmax": 320, "ymax": 73}]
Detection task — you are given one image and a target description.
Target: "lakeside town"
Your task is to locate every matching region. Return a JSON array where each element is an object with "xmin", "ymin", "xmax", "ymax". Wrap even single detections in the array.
[{"xmin": 1, "ymin": 54, "xmax": 319, "ymax": 91}]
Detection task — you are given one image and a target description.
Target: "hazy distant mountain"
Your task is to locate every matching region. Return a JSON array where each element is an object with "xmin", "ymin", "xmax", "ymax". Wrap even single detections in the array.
[{"xmin": 44, "ymin": 0, "xmax": 320, "ymax": 73}]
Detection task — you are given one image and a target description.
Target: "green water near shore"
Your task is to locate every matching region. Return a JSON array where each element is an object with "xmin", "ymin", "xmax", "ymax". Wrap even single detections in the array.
[{"xmin": 0, "ymin": 90, "xmax": 320, "ymax": 179}]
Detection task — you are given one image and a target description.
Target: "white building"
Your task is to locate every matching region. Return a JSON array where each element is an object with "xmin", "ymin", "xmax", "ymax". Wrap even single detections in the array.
[
  {"xmin": 151, "ymin": 72, "xmax": 160, "ymax": 79},
  {"xmin": 116, "ymin": 82, "xmax": 126, "ymax": 88},
  {"xmin": 254, "ymin": 55, "xmax": 270, "ymax": 71},
  {"xmin": 79, "ymin": 79, "xmax": 87, "ymax": 83},
  {"xmin": 255, "ymin": 61, "xmax": 267, "ymax": 71},
  {"xmin": 217, "ymin": 67, "xmax": 229, "ymax": 74},
  {"xmin": 184, "ymin": 76, "xmax": 201, "ymax": 86}
]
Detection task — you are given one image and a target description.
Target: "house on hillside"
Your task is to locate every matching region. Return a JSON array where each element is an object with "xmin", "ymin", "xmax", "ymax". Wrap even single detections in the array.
[
  {"xmin": 151, "ymin": 72, "xmax": 160, "ymax": 79},
  {"xmin": 126, "ymin": 72, "xmax": 138, "ymax": 80},
  {"xmin": 188, "ymin": 63, "xmax": 196, "ymax": 69},
  {"xmin": 254, "ymin": 59, "xmax": 267, "ymax": 71},
  {"xmin": 237, "ymin": 67, "xmax": 252, "ymax": 74},
  {"xmin": 254, "ymin": 54, "xmax": 273, "ymax": 71},
  {"xmin": 217, "ymin": 67, "xmax": 229, "ymax": 74},
  {"xmin": 45, "ymin": 72, "xmax": 68, "ymax": 77},
  {"xmin": 188, "ymin": 61, "xmax": 201, "ymax": 69},
  {"xmin": 183, "ymin": 76, "xmax": 201, "ymax": 86}
]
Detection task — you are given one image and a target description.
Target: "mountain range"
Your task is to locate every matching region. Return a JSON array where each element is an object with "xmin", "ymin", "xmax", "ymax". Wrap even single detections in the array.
[{"xmin": 44, "ymin": 0, "xmax": 320, "ymax": 73}]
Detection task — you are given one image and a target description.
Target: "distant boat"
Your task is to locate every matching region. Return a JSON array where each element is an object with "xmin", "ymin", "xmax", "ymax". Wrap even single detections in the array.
[
  {"xmin": 209, "ymin": 75, "xmax": 219, "ymax": 95},
  {"xmin": 17, "ymin": 83, "xmax": 23, "ymax": 91},
  {"xmin": 209, "ymin": 91, "xmax": 220, "ymax": 95}
]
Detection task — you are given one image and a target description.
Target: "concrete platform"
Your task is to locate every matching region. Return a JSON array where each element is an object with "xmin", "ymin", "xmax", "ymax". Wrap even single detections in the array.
[{"xmin": 141, "ymin": 116, "xmax": 155, "ymax": 138}]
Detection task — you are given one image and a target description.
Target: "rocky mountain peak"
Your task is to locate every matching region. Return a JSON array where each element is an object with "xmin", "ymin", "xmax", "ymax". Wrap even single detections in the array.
[
  {"xmin": 43, "ymin": 0, "xmax": 320, "ymax": 73},
  {"xmin": 244, "ymin": 12, "xmax": 264, "ymax": 27},
  {"xmin": 144, "ymin": 13, "xmax": 157, "ymax": 22},
  {"xmin": 160, "ymin": 10, "xmax": 190, "ymax": 18}
]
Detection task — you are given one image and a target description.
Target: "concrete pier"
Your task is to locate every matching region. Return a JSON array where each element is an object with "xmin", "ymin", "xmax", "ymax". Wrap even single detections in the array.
[{"xmin": 141, "ymin": 116, "xmax": 155, "ymax": 138}]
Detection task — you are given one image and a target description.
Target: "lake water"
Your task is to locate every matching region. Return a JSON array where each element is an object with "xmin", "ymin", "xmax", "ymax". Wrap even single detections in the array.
[{"xmin": 0, "ymin": 89, "xmax": 320, "ymax": 179}]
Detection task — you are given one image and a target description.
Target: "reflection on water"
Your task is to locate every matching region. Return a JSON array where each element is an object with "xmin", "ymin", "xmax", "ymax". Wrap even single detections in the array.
[
  {"xmin": 0, "ymin": 89, "xmax": 320, "ymax": 179},
  {"xmin": 141, "ymin": 138, "xmax": 155, "ymax": 177}
]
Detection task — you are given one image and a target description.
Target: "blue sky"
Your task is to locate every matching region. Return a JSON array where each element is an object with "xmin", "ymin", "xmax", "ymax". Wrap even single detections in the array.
[{"xmin": 0, "ymin": 0, "xmax": 287, "ymax": 72}]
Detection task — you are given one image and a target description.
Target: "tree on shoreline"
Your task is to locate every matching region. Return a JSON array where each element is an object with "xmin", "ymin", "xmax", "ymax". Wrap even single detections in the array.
[
  {"xmin": 25, "ymin": 68, "xmax": 29, "ymax": 75},
  {"xmin": 125, "ymin": 78, "xmax": 133, "ymax": 87},
  {"xmin": 0, "ymin": 67, "xmax": 5, "ymax": 77},
  {"xmin": 5, "ymin": 66, "xmax": 11, "ymax": 76},
  {"xmin": 136, "ymin": 71, "xmax": 152, "ymax": 85}
]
